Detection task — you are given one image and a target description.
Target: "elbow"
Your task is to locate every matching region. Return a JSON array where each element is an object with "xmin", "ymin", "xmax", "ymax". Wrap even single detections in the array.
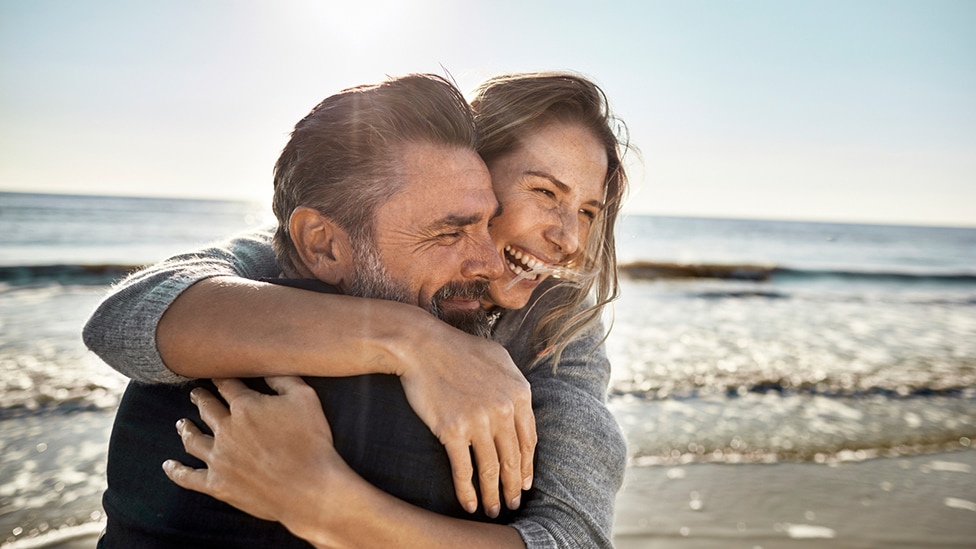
[
  {"xmin": 82, "ymin": 301, "xmax": 186, "ymax": 385},
  {"xmin": 82, "ymin": 303, "xmax": 114, "ymax": 362}
]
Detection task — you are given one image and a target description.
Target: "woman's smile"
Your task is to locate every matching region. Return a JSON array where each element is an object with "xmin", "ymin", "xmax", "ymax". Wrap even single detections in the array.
[{"xmin": 503, "ymin": 244, "xmax": 551, "ymax": 281}]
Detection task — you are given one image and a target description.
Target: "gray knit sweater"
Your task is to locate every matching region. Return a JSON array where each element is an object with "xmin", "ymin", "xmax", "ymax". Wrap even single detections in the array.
[{"xmin": 83, "ymin": 227, "xmax": 627, "ymax": 548}]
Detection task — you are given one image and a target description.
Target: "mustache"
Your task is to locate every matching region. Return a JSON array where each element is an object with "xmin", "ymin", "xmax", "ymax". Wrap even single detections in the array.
[
  {"xmin": 432, "ymin": 279, "xmax": 490, "ymax": 303},
  {"xmin": 429, "ymin": 279, "xmax": 492, "ymax": 338}
]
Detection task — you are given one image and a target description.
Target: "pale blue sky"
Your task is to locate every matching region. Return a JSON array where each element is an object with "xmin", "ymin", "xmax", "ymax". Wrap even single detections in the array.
[{"xmin": 2, "ymin": 0, "xmax": 974, "ymax": 226}]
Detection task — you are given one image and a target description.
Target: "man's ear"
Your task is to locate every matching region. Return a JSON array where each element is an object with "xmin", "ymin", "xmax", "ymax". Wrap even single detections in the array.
[{"xmin": 288, "ymin": 206, "xmax": 353, "ymax": 287}]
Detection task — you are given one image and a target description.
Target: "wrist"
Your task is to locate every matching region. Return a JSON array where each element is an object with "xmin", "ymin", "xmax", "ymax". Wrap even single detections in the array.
[
  {"xmin": 382, "ymin": 303, "xmax": 443, "ymax": 378},
  {"xmin": 281, "ymin": 456, "xmax": 356, "ymax": 548}
]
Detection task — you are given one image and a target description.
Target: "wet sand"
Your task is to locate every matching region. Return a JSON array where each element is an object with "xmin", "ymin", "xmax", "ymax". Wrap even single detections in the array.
[
  {"xmin": 613, "ymin": 449, "xmax": 976, "ymax": 548},
  {"xmin": 2, "ymin": 410, "xmax": 974, "ymax": 549}
]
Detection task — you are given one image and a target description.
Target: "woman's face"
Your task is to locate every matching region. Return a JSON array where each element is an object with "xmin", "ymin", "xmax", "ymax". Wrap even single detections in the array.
[{"xmin": 484, "ymin": 121, "xmax": 608, "ymax": 310}]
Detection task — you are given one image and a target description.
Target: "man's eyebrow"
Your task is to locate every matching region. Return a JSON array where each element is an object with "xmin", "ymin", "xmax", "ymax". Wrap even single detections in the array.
[
  {"xmin": 431, "ymin": 213, "xmax": 484, "ymax": 229},
  {"xmin": 431, "ymin": 201, "xmax": 502, "ymax": 230},
  {"xmin": 526, "ymin": 170, "xmax": 606, "ymax": 210}
]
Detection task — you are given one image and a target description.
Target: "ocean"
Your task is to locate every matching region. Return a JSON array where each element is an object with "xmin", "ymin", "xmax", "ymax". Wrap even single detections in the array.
[
  {"xmin": 1, "ymin": 191, "xmax": 974, "ymax": 547},
  {"xmin": 609, "ymin": 216, "xmax": 976, "ymax": 465}
]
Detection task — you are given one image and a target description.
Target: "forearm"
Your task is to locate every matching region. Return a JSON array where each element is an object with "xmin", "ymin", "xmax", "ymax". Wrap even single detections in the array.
[
  {"xmin": 158, "ymin": 276, "xmax": 443, "ymax": 379},
  {"xmin": 290, "ymin": 462, "xmax": 525, "ymax": 549}
]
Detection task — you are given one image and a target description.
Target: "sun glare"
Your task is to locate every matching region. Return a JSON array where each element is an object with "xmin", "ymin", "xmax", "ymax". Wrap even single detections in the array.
[{"xmin": 292, "ymin": 0, "xmax": 418, "ymax": 48}]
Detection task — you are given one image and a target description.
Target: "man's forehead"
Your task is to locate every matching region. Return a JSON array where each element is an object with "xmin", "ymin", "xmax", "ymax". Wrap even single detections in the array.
[
  {"xmin": 376, "ymin": 142, "xmax": 496, "ymax": 229},
  {"xmin": 395, "ymin": 142, "xmax": 485, "ymax": 176}
]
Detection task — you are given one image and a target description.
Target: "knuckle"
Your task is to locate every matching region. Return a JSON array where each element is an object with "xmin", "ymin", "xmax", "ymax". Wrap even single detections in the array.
[
  {"xmin": 478, "ymin": 463, "xmax": 500, "ymax": 481},
  {"xmin": 440, "ymin": 419, "xmax": 469, "ymax": 440},
  {"xmin": 166, "ymin": 465, "xmax": 183, "ymax": 481},
  {"xmin": 208, "ymin": 477, "xmax": 227, "ymax": 499},
  {"xmin": 493, "ymin": 400, "xmax": 515, "ymax": 418},
  {"xmin": 452, "ymin": 463, "xmax": 474, "ymax": 481}
]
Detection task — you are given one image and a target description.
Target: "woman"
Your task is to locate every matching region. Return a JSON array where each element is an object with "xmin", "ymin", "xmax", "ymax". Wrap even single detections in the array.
[{"xmin": 85, "ymin": 72, "xmax": 631, "ymax": 547}]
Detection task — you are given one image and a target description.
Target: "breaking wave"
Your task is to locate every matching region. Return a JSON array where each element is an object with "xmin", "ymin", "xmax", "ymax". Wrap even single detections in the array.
[
  {"xmin": 619, "ymin": 261, "xmax": 976, "ymax": 284},
  {"xmin": 0, "ymin": 264, "xmax": 139, "ymax": 286}
]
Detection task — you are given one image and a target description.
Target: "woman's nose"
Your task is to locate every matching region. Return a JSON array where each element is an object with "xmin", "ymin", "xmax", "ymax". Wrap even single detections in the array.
[{"xmin": 546, "ymin": 208, "xmax": 580, "ymax": 256}]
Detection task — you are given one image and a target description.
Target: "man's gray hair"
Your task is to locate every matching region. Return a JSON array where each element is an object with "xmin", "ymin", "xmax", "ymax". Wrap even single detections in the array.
[{"xmin": 271, "ymin": 74, "xmax": 478, "ymax": 275}]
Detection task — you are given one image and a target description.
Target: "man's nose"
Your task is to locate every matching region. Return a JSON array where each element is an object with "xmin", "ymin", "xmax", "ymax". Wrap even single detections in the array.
[{"xmin": 462, "ymin": 231, "xmax": 504, "ymax": 281}]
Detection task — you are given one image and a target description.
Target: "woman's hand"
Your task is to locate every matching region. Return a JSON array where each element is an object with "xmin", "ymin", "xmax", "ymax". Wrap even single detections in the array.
[
  {"xmin": 162, "ymin": 376, "xmax": 344, "ymax": 540},
  {"xmin": 162, "ymin": 376, "xmax": 527, "ymax": 549},
  {"xmin": 395, "ymin": 319, "xmax": 536, "ymax": 518}
]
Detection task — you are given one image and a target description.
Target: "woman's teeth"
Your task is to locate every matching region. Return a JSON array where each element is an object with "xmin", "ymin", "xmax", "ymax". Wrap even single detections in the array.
[{"xmin": 504, "ymin": 245, "xmax": 541, "ymax": 280}]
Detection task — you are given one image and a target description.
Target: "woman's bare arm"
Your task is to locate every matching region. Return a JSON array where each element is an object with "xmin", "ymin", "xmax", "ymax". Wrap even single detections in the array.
[
  {"xmin": 159, "ymin": 277, "xmax": 534, "ymax": 515},
  {"xmin": 158, "ymin": 276, "xmax": 458, "ymax": 380}
]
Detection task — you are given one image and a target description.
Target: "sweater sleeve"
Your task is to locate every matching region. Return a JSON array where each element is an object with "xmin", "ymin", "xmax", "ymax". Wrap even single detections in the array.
[
  {"xmin": 496, "ymin": 287, "xmax": 628, "ymax": 548},
  {"xmin": 82, "ymin": 227, "xmax": 279, "ymax": 384}
]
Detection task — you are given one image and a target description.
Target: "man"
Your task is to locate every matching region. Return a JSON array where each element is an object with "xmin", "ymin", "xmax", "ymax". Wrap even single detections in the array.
[{"xmin": 98, "ymin": 74, "xmax": 516, "ymax": 548}]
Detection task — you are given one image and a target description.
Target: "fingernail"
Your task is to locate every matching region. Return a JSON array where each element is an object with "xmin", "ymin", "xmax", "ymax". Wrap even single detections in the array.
[
  {"xmin": 189, "ymin": 389, "xmax": 199, "ymax": 403},
  {"xmin": 463, "ymin": 501, "xmax": 477, "ymax": 514},
  {"xmin": 487, "ymin": 504, "xmax": 500, "ymax": 518},
  {"xmin": 175, "ymin": 418, "xmax": 185, "ymax": 431},
  {"xmin": 508, "ymin": 495, "xmax": 521, "ymax": 510},
  {"xmin": 523, "ymin": 475, "xmax": 533, "ymax": 490},
  {"xmin": 162, "ymin": 460, "xmax": 175, "ymax": 472}
]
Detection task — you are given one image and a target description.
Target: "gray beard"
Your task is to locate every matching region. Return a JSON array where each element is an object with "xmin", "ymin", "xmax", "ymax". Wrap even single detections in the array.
[{"xmin": 348, "ymin": 234, "xmax": 491, "ymax": 338}]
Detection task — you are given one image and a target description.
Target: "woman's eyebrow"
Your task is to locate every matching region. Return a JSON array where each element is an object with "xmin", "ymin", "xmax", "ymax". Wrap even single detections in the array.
[{"xmin": 526, "ymin": 170, "xmax": 606, "ymax": 210}]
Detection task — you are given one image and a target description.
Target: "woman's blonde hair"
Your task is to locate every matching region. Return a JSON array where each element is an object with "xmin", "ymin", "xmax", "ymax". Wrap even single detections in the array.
[{"xmin": 470, "ymin": 72, "xmax": 631, "ymax": 368}]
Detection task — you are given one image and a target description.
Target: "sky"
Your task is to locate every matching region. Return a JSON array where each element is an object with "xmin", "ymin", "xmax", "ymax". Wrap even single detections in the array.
[{"xmin": 2, "ymin": 0, "xmax": 974, "ymax": 227}]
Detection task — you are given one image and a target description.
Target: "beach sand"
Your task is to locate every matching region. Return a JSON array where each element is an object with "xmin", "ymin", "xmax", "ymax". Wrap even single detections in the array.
[
  {"xmin": 3, "ymin": 410, "xmax": 974, "ymax": 549},
  {"xmin": 612, "ymin": 449, "xmax": 976, "ymax": 548}
]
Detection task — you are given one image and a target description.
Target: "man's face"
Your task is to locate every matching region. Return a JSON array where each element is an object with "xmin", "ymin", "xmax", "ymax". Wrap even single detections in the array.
[{"xmin": 348, "ymin": 142, "xmax": 503, "ymax": 335}]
